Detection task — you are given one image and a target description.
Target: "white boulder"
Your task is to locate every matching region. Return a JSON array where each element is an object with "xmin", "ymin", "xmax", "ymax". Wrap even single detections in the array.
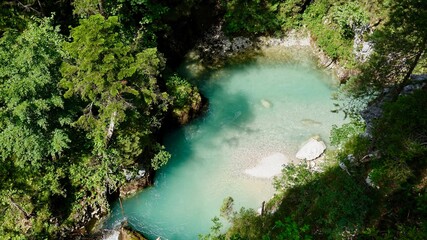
[{"xmin": 296, "ymin": 138, "xmax": 326, "ymax": 160}]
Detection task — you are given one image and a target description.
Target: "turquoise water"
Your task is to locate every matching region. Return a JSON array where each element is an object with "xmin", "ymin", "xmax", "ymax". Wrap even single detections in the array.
[{"xmin": 105, "ymin": 59, "xmax": 344, "ymax": 239}]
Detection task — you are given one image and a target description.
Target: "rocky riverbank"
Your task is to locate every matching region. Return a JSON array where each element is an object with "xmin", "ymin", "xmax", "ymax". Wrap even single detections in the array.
[{"xmin": 183, "ymin": 24, "xmax": 358, "ymax": 82}]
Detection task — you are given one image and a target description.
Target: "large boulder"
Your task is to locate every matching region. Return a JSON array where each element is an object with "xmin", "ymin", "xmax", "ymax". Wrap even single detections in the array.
[{"xmin": 296, "ymin": 138, "xmax": 326, "ymax": 160}]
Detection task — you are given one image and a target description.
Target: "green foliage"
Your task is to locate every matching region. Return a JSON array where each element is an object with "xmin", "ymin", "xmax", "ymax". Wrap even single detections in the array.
[
  {"xmin": 331, "ymin": 90, "xmax": 427, "ymax": 238},
  {"xmin": 330, "ymin": 120, "xmax": 365, "ymax": 147},
  {"xmin": 0, "ymin": 11, "xmax": 174, "ymax": 238},
  {"xmin": 166, "ymin": 74, "xmax": 202, "ymax": 123},
  {"xmin": 60, "ymin": 14, "xmax": 166, "ymax": 152},
  {"xmin": 0, "ymin": 2, "xmax": 29, "ymax": 33},
  {"xmin": 59, "ymin": 14, "xmax": 172, "ymax": 227},
  {"xmin": 367, "ymin": 90, "xmax": 427, "ymax": 194},
  {"xmin": 226, "ymin": 208, "xmax": 264, "ymax": 239},
  {"xmin": 302, "ymin": 0, "xmax": 358, "ymax": 64},
  {"xmin": 272, "ymin": 164, "xmax": 314, "ymax": 191},
  {"xmin": 349, "ymin": 0, "xmax": 427, "ymax": 97},
  {"xmin": 331, "ymin": 2, "xmax": 368, "ymax": 39},
  {"xmin": 167, "ymin": 75, "xmax": 196, "ymax": 109},
  {"xmin": 0, "ymin": 17, "xmax": 71, "ymax": 238},
  {"xmin": 223, "ymin": 0, "xmax": 280, "ymax": 35},
  {"xmin": 266, "ymin": 218, "xmax": 311, "ymax": 240},
  {"xmin": 72, "ymin": 0, "xmax": 104, "ymax": 18},
  {"xmin": 151, "ymin": 144, "xmax": 171, "ymax": 170},
  {"xmin": 220, "ymin": 197, "xmax": 234, "ymax": 221},
  {"xmin": 275, "ymin": 0, "xmax": 305, "ymax": 31},
  {"xmin": 199, "ymin": 216, "xmax": 225, "ymax": 240},
  {"xmin": 283, "ymin": 168, "xmax": 371, "ymax": 237},
  {"xmin": 1, "ymin": 0, "xmax": 426, "ymax": 239},
  {"xmin": 374, "ymin": 90, "xmax": 427, "ymax": 158},
  {"xmin": 214, "ymin": 162, "xmax": 373, "ymax": 238}
]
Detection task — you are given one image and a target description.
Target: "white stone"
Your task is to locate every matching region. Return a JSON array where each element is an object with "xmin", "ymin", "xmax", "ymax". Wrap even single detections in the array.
[
  {"xmin": 339, "ymin": 161, "xmax": 351, "ymax": 175},
  {"xmin": 296, "ymin": 138, "xmax": 326, "ymax": 160},
  {"xmin": 123, "ymin": 169, "xmax": 133, "ymax": 181},
  {"xmin": 365, "ymin": 174, "xmax": 379, "ymax": 189},
  {"xmin": 260, "ymin": 99, "xmax": 272, "ymax": 108},
  {"xmin": 347, "ymin": 154, "xmax": 356, "ymax": 163},
  {"xmin": 137, "ymin": 169, "xmax": 146, "ymax": 177}
]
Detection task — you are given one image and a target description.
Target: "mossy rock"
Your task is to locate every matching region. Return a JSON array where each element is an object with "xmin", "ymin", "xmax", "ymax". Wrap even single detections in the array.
[{"xmin": 119, "ymin": 227, "xmax": 147, "ymax": 240}]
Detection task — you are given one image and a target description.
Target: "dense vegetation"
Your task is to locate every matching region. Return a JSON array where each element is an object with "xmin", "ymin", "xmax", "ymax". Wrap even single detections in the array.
[
  {"xmin": 202, "ymin": 0, "xmax": 427, "ymax": 239},
  {"xmin": 0, "ymin": 1, "xmax": 206, "ymax": 238},
  {"xmin": 0, "ymin": 0, "xmax": 426, "ymax": 239}
]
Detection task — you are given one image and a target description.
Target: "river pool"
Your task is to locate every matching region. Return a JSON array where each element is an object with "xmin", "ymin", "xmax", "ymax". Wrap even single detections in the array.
[{"xmin": 105, "ymin": 57, "xmax": 344, "ymax": 239}]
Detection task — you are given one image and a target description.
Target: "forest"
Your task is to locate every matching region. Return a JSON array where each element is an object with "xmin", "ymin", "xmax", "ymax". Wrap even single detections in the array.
[{"xmin": 0, "ymin": 0, "xmax": 426, "ymax": 239}]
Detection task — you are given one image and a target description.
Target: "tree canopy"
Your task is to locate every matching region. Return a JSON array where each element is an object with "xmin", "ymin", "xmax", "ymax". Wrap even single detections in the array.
[
  {"xmin": 0, "ymin": 0, "xmax": 426, "ymax": 239},
  {"xmin": 0, "ymin": 17, "xmax": 71, "ymax": 238}
]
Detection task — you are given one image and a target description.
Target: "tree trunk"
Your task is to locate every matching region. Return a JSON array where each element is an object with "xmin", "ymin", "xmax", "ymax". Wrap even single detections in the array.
[
  {"xmin": 9, "ymin": 198, "xmax": 32, "ymax": 220},
  {"xmin": 105, "ymin": 111, "xmax": 117, "ymax": 145},
  {"xmin": 392, "ymin": 37, "xmax": 427, "ymax": 100},
  {"xmin": 403, "ymin": 38, "xmax": 427, "ymax": 84},
  {"xmin": 98, "ymin": 0, "xmax": 106, "ymax": 17}
]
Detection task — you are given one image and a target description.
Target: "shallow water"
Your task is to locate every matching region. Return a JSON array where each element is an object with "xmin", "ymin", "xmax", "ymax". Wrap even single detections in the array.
[{"xmin": 105, "ymin": 59, "xmax": 344, "ymax": 239}]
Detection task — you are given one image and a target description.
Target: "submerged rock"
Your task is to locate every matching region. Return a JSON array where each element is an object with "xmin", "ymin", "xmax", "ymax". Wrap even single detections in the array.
[
  {"xmin": 301, "ymin": 118, "xmax": 322, "ymax": 126},
  {"xmin": 244, "ymin": 153, "xmax": 288, "ymax": 178},
  {"xmin": 296, "ymin": 138, "xmax": 326, "ymax": 160},
  {"xmin": 260, "ymin": 99, "xmax": 272, "ymax": 108}
]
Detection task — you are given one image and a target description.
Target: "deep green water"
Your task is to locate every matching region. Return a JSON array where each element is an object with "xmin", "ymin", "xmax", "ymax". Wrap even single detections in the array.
[{"xmin": 105, "ymin": 59, "xmax": 345, "ymax": 239}]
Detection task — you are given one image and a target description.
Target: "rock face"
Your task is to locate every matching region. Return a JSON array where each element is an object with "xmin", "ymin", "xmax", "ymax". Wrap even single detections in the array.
[
  {"xmin": 353, "ymin": 25, "xmax": 373, "ymax": 63},
  {"xmin": 296, "ymin": 138, "xmax": 326, "ymax": 160},
  {"xmin": 120, "ymin": 168, "xmax": 152, "ymax": 198},
  {"xmin": 119, "ymin": 227, "xmax": 147, "ymax": 240}
]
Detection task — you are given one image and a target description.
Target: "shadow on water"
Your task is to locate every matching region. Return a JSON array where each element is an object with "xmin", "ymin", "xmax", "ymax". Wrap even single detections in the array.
[{"xmin": 163, "ymin": 78, "xmax": 255, "ymax": 171}]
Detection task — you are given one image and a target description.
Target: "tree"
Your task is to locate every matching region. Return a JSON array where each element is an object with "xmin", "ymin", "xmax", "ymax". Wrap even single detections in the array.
[
  {"xmin": 71, "ymin": 0, "xmax": 168, "ymax": 47},
  {"xmin": 166, "ymin": 74, "xmax": 202, "ymax": 124},
  {"xmin": 0, "ymin": 0, "xmax": 74, "ymax": 35},
  {"xmin": 61, "ymin": 14, "xmax": 166, "ymax": 152},
  {"xmin": 223, "ymin": 0, "xmax": 280, "ymax": 35},
  {"xmin": 60, "ymin": 15, "xmax": 171, "ymax": 202},
  {"xmin": 0, "ymin": 17, "xmax": 71, "ymax": 237},
  {"xmin": 349, "ymin": 0, "xmax": 427, "ymax": 97}
]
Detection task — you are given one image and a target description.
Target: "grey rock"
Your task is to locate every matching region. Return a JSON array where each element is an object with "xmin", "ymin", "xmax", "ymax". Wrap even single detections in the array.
[
  {"xmin": 365, "ymin": 172, "xmax": 379, "ymax": 188},
  {"xmin": 123, "ymin": 169, "xmax": 133, "ymax": 181},
  {"xmin": 339, "ymin": 161, "xmax": 351, "ymax": 175},
  {"xmin": 136, "ymin": 169, "xmax": 146, "ymax": 179}
]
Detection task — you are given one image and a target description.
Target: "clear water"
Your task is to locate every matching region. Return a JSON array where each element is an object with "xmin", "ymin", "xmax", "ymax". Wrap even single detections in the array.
[{"xmin": 105, "ymin": 59, "xmax": 345, "ymax": 239}]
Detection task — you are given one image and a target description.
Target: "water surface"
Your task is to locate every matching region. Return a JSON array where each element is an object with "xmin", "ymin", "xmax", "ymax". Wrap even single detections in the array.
[{"xmin": 106, "ymin": 59, "xmax": 344, "ymax": 239}]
